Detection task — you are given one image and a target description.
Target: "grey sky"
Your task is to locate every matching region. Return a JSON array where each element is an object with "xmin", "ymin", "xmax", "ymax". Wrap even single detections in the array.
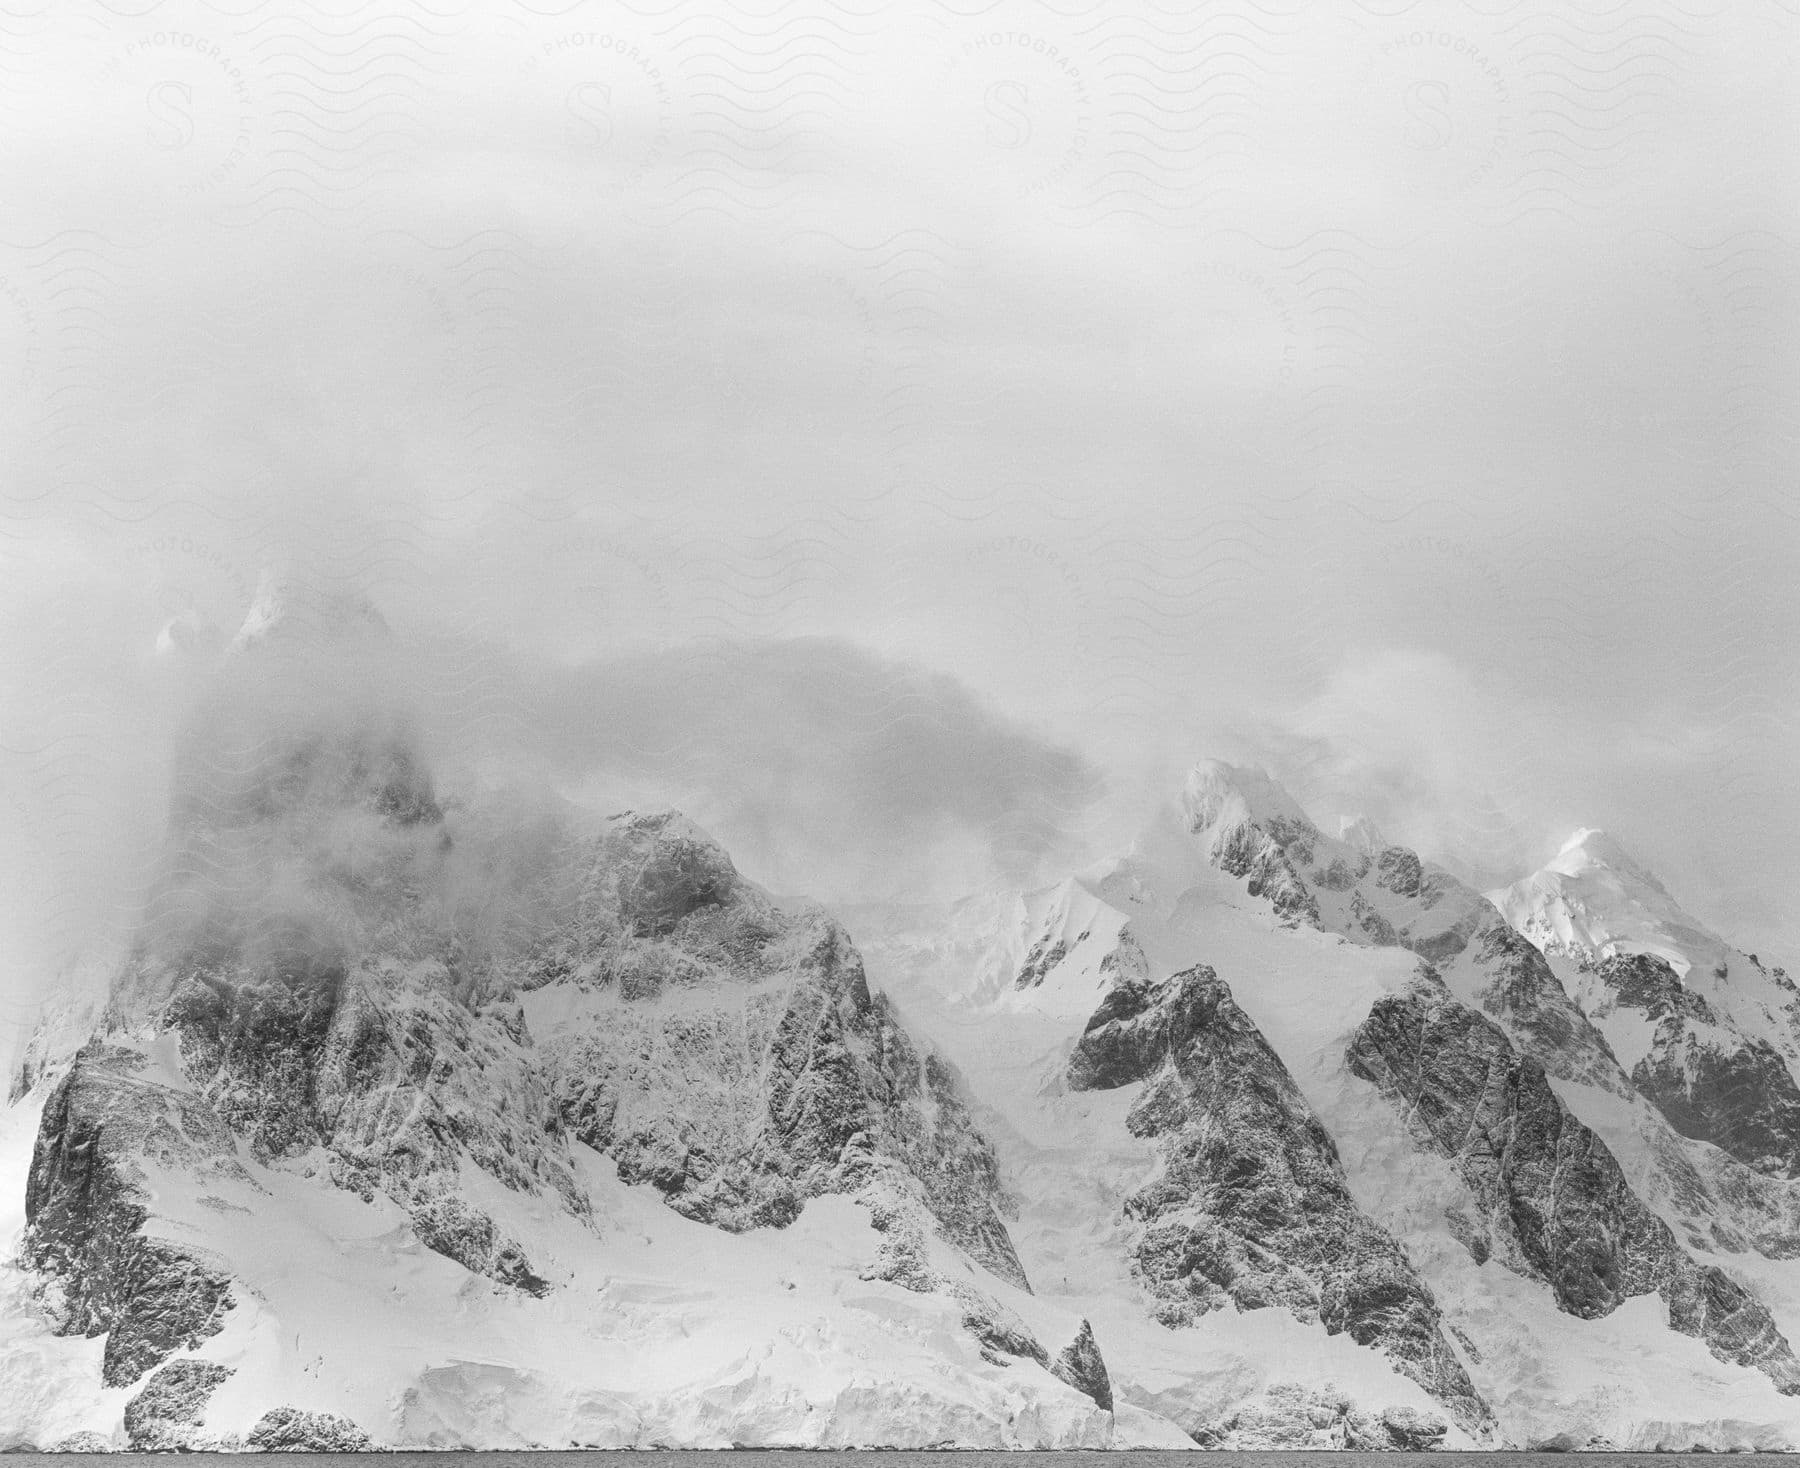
[{"xmin": 2, "ymin": 0, "xmax": 1797, "ymax": 1030}]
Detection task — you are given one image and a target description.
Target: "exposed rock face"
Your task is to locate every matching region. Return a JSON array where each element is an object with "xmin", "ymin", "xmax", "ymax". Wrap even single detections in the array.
[
  {"xmin": 1182, "ymin": 761, "xmax": 1622, "ymax": 1092},
  {"xmin": 100, "ymin": 936, "xmax": 575, "ymax": 1303},
  {"xmin": 996, "ymin": 879, "xmax": 1147, "ymax": 1012},
  {"xmin": 1189, "ymin": 1383, "xmax": 1448, "ymax": 1450},
  {"xmin": 1206, "ymin": 811, "xmax": 1321, "ymax": 928},
  {"xmin": 46, "ymin": 1432, "xmax": 114, "ymax": 1453},
  {"xmin": 123, "ymin": 1359, "xmax": 234, "ymax": 1450},
  {"xmin": 1015, "ymin": 934, "xmax": 1071, "ymax": 990},
  {"xmin": 1490, "ymin": 831, "xmax": 1800, "ymax": 1187},
  {"xmin": 1605, "ymin": 950, "xmax": 1716, "ymax": 1022},
  {"xmin": 247, "ymin": 1406, "xmax": 376, "ymax": 1451},
  {"xmin": 25, "ymin": 641, "xmax": 1048, "ymax": 1402},
  {"xmin": 856, "ymin": 1179, "xmax": 1112, "ymax": 1410},
  {"xmin": 1465, "ymin": 923, "xmax": 1625, "ymax": 1089},
  {"xmin": 79, "ymin": 630, "xmax": 573, "ymax": 1304},
  {"xmin": 26, "ymin": 1050, "xmax": 241, "ymax": 1385},
  {"xmin": 533, "ymin": 812, "xmax": 1028, "ymax": 1290},
  {"xmin": 1067, "ymin": 966, "xmax": 1488, "ymax": 1432},
  {"xmin": 35, "ymin": 820, "xmax": 1041, "ymax": 1379},
  {"xmin": 1050, "ymin": 1319, "xmax": 1114, "ymax": 1413},
  {"xmin": 1347, "ymin": 977, "xmax": 1800, "ymax": 1395},
  {"xmin": 1639, "ymin": 1037, "xmax": 1800, "ymax": 1180},
  {"xmin": 1586, "ymin": 952, "xmax": 1800, "ymax": 1180}
]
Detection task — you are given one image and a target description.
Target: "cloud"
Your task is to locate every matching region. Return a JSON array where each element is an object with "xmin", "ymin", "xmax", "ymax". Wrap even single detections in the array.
[
  {"xmin": 1240, "ymin": 647, "xmax": 1558, "ymax": 887},
  {"xmin": 490, "ymin": 638, "xmax": 1104, "ymax": 905},
  {"xmin": 1236, "ymin": 646, "xmax": 1796, "ymax": 951},
  {"xmin": 7, "ymin": 610, "xmax": 1100, "ymax": 1043},
  {"xmin": 2, "ymin": 0, "xmax": 1795, "ymax": 1033}
]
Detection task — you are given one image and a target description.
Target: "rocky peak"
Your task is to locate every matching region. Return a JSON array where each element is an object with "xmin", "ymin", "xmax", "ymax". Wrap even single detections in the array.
[
  {"xmin": 1179, "ymin": 760, "xmax": 1318, "ymax": 850},
  {"xmin": 1066, "ymin": 965, "xmax": 1491, "ymax": 1435},
  {"xmin": 594, "ymin": 810, "xmax": 746, "ymax": 941},
  {"xmin": 1347, "ymin": 976, "xmax": 1800, "ymax": 1395},
  {"xmin": 1175, "ymin": 763, "xmax": 1326, "ymax": 928},
  {"xmin": 29, "ymin": 706, "xmax": 1078, "ymax": 1418},
  {"xmin": 1484, "ymin": 829, "xmax": 1800, "ymax": 1181},
  {"xmin": 1157, "ymin": 763, "xmax": 1633, "ymax": 1106},
  {"xmin": 1174, "ymin": 759, "xmax": 1496, "ymax": 962}
]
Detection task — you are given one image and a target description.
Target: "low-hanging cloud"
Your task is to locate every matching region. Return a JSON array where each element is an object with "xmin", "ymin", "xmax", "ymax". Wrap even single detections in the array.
[
  {"xmin": 3, "ymin": 608, "xmax": 1105, "ymax": 1056},
  {"xmin": 1234, "ymin": 645, "xmax": 1793, "ymax": 947},
  {"xmin": 484, "ymin": 638, "xmax": 1105, "ymax": 906}
]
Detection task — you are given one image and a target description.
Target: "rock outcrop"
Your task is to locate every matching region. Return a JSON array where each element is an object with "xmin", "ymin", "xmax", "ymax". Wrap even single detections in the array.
[
  {"xmin": 1189, "ymin": 1384, "xmax": 1448, "ymax": 1451},
  {"xmin": 1067, "ymin": 965, "xmax": 1489, "ymax": 1433},
  {"xmin": 1181, "ymin": 761, "xmax": 1622, "ymax": 1091},
  {"xmin": 23, "ymin": 614, "xmax": 1061, "ymax": 1407},
  {"xmin": 1491, "ymin": 831, "xmax": 1800, "ymax": 1184},
  {"xmin": 123, "ymin": 1359, "xmax": 235, "ymax": 1450},
  {"xmin": 1586, "ymin": 951, "xmax": 1800, "ymax": 1180},
  {"xmin": 46, "ymin": 1432, "xmax": 114, "ymax": 1453},
  {"xmin": 246, "ymin": 1406, "xmax": 377, "ymax": 1451},
  {"xmin": 530, "ymin": 811, "xmax": 1029, "ymax": 1289},
  {"xmin": 26, "ymin": 1049, "xmax": 242, "ymax": 1385},
  {"xmin": 1347, "ymin": 976, "xmax": 1800, "ymax": 1394},
  {"xmin": 1050, "ymin": 1319, "xmax": 1114, "ymax": 1413}
]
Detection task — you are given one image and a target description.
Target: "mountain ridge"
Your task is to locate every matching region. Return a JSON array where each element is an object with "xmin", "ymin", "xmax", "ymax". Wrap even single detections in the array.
[{"xmin": 5, "ymin": 651, "xmax": 1800, "ymax": 1449}]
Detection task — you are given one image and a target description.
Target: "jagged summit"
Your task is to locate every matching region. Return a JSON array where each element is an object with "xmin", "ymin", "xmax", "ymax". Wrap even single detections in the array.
[
  {"xmin": 11, "ymin": 680, "xmax": 1130, "ymax": 1449},
  {"xmin": 1486, "ymin": 825, "xmax": 1800, "ymax": 1187},
  {"xmin": 11, "ymin": 723, "xmax": 1800, "ymax": 1450}
]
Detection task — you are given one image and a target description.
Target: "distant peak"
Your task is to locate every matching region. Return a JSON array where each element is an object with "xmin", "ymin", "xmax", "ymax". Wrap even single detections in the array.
[
  {"xmin": 1179, "ymin": 759, "xmax": 1316, "ymax": 835},
  {"xmin": 1556, "ymin": 827, "xmax": 1607, "ymax": 859},
  {"xmin": 1546, "ymin": 827, "xmax": 1661, "ymax": 888},
  {"xmin": 229, "ymin": 569, "xmax": 389, "ymax": 653}
]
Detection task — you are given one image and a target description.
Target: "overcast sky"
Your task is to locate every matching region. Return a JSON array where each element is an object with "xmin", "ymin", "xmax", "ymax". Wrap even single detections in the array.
[{"xmin": 2, "ymin": 0, "xmax": 1797, "ymax": 1029}]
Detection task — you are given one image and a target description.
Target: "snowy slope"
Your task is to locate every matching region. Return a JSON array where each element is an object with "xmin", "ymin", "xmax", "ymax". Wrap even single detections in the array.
[
  {"xmin": 1492, "ymin": 828, "xmax": 1729, "ymax": 977},
  {"xmin": 1490, "ymin": 832, "xmax": 1800, "ymax": 1183},
  {"xmin": 9, "ymin": 577, "xmax": 1800, "ymax": 1454},
  {"xmin": 0, "ymin": 584, "xmax": 1180, "ymax": 1451},
  {"xmin": 1490, "ymin": 830, "xmax": 1800, "ymax": 1076},
  {"xmin": 859, "ymin": 765, "xmax": 1800, "ymax": 1449},
  {"xmin": 0, "ymin": 1071, "xmax": 1177, "ymax": 1450}
]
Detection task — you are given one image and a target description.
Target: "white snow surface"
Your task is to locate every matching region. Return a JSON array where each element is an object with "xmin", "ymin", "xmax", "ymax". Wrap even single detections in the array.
[
  {"xmin": 1490, "ymin": 827, "xmax": 1724, "ymax": 979},
  {"xmin": 857, "ymin": 768, "xmax": 1800, "ymax": 1450},
  {"xmin": 10, "ymin": 760, "xmax": 1800, "ymax": 1449},
  {"xmin": 0, "ymin": 1068, "xmax": 1177, "ymax": 1450},
  {"xmin": 1490, "ymin": 827, "xmax": 1800, "ymax": 1083}
]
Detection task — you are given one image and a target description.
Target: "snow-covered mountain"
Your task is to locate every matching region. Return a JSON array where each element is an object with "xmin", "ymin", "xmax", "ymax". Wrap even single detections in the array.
[
  {"xmin": 856, "ymin": 761, "xmax": 1800, "ymax": 1448},
  {"xmin": 1491, "ymin": 827, "xmax": 1729, "ymax": 975},
  {"xmin": 1492, "ymin": 834, "xmax": 1800, "ymax": 1186},
  {"xmin": 0, "ymin": 588, "xmax": 1136, "ymax": 1451},
  {"xmin": 5, "ymin": 601, "xmax": 1800, "ymax": 1450}
]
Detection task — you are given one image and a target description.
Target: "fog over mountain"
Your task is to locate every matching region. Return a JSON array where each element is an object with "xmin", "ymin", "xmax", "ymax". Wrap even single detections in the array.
[
  {"xmin": 0, "ymin": 0, "xmax": 1795, "ymax": 1450},
  {"xmin": 2, "ymin": 0, "xmax": 1796, "ymax": 1031}
]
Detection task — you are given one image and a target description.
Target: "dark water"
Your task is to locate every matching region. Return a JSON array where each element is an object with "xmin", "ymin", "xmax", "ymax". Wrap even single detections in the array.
[{"xmin": 8, "ymin": 1456, "xmax": 1799, "ymax": 1465}]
